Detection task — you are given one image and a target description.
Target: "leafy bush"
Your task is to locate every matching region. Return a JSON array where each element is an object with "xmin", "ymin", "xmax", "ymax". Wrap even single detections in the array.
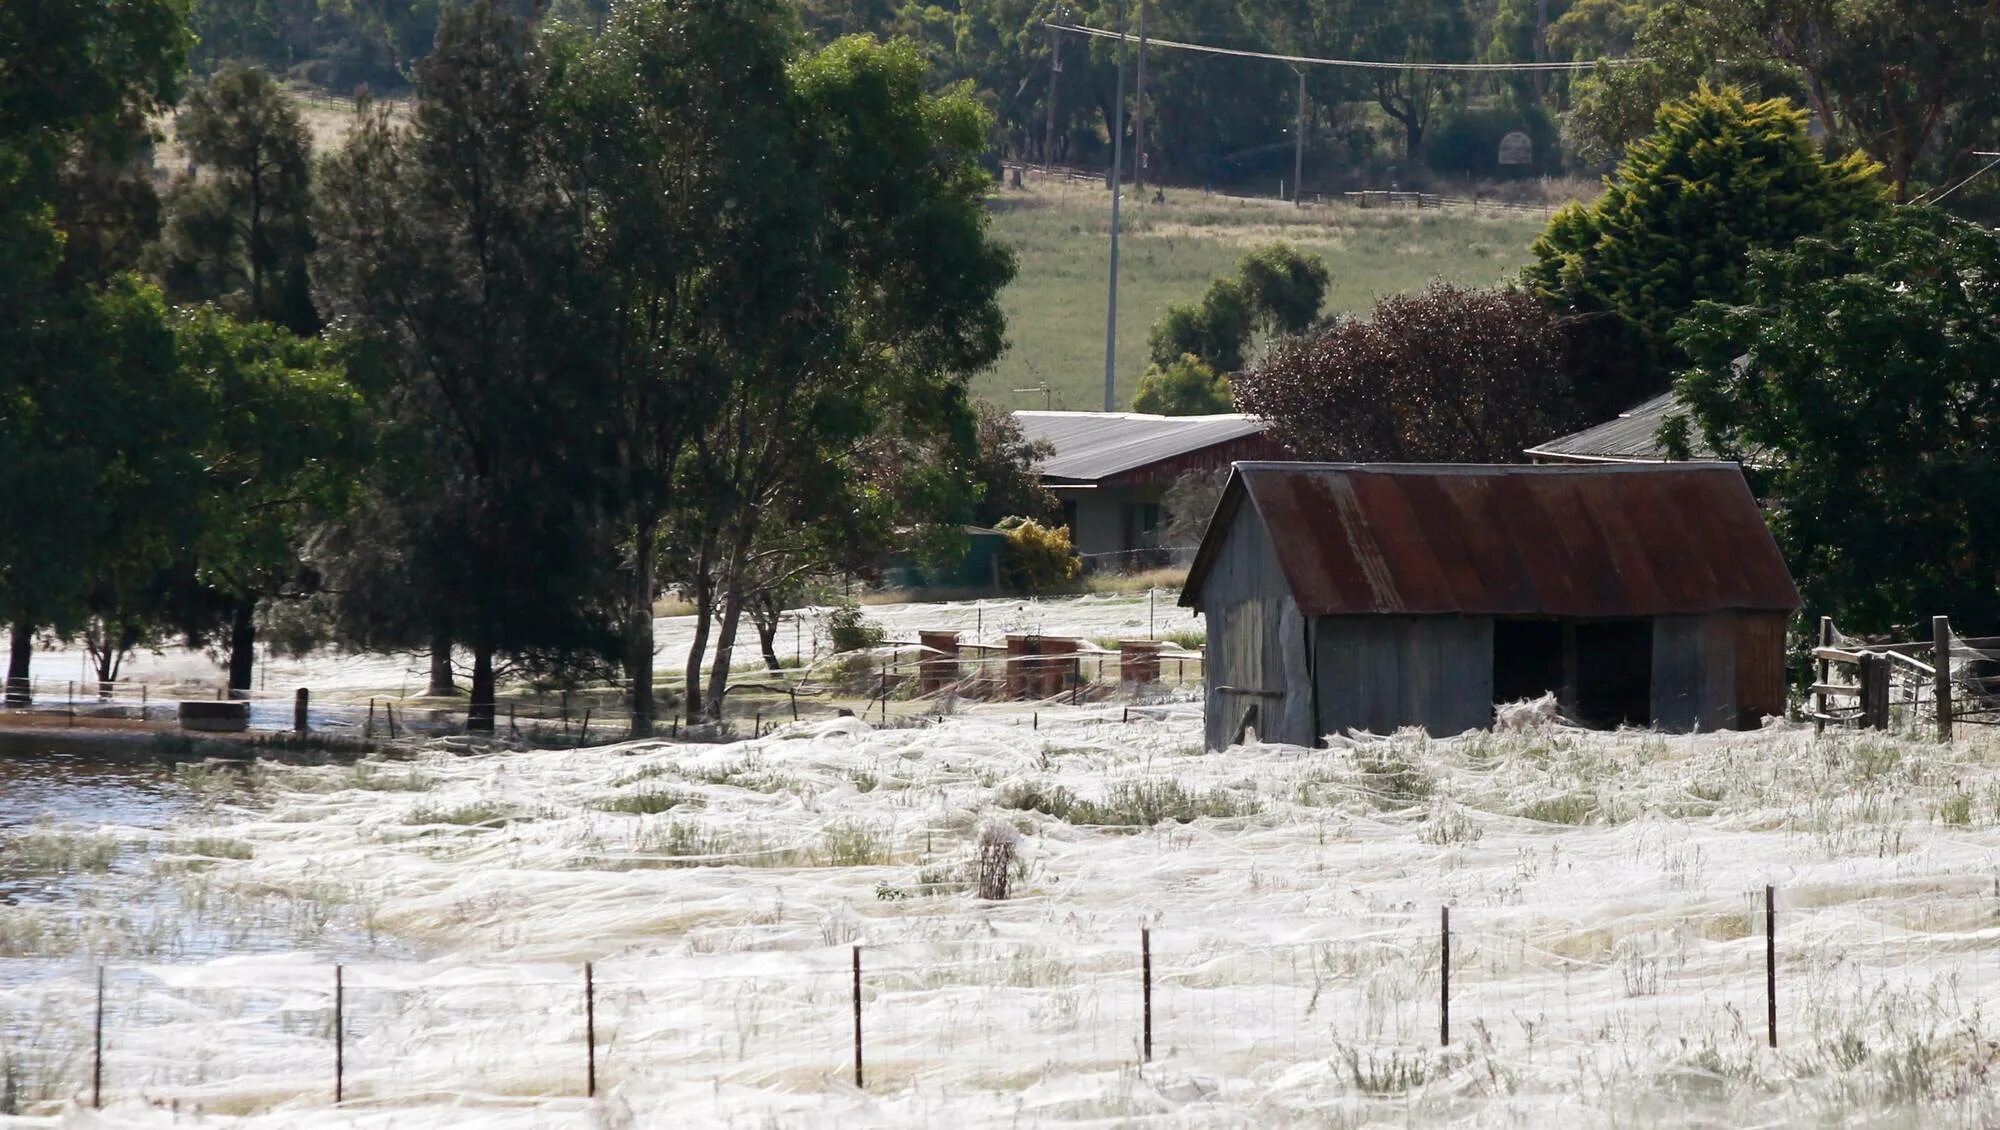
[
  {"xmin": 1147, "ymin": 277, "xmax": 1255, "ymax": 371},
  {"xmin": 996, "ymin": 778, "xmax": 1257, "ymax": 825},
  {"xmin": 995, "ymin": 780, "xmax": 1081, "ymax": 819},
  {"xmin": 819, "ymin": 821, "xmax": 889, "ymax": 866},
  {"xmin": 1353, "ymin": 748, "xmax": 1436, "ymax": 810},
  {"xmin": 996, "ymin": 518, "xmax": 1080, "ymax": 595},
  {"xmin": 825, "ymin": 600, "xmax": 885, "ymax": 653},
  {"xmin": 1145, "ymin": 243, "xmax": 1329, "ymax": 373},
  {"xmin": 1134, "ymin": 354, "xmax": 1233, "ymax": 416},
  {"xmin": 1236, "ymin": 283, "xmax": 1580, "ymax": 462},
  {"xmin": 1527, "ymin": 85, "xmax": 1887, "ymax": 383},
  {"xmin": 1674, "ymin": 208, "xmax": 2000, "ymax": 637},
  {"xmin": 403, "ymin": 802, "xmax": 513, "ymax": 827},
  {"xmin": 1237, "ymin": 243, "xmax": 1332, "ymax": 335},
  {"xmin": 593, "ymin": 787, "xmax": 700, "ymax": 815},
  {"xmin": 1519, "ymin": 793, "xmax": 1601, "ymax": 825}
]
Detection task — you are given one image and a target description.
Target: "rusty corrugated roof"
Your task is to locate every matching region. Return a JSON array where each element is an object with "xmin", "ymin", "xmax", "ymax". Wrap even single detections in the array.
[{"xmin": 1181, "ymin": 462, "xmax": 1800, "ymax": 617}]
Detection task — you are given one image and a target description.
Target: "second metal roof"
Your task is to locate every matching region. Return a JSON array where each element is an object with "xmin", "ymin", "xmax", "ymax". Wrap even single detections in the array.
[{"xmin": 1014, "ymin": 411, "xmax": 1269, "ymax": 483}]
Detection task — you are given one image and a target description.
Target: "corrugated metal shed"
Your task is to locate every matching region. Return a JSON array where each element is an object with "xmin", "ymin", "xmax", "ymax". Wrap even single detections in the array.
[
  {"xmin": 1524, "ymin": 393, "xmax": 1716, "ymax": 464},
  {"xmin": 1014, "ymin": 411, "xmax": 1269, "ymax": 484},
  {"xmin": 1182, "ymin": 462, "xmax": 1799, "ymax": 619}
]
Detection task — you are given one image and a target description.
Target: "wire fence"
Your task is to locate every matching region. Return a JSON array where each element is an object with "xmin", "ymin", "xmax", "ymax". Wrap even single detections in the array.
[
  {"xmin": 3, "ymin": 882, "xmax": 1995, "ymax": 1115},
  {"xmin": 0, "ymin": 641, "xmax": 1207, "ymax": 746}
]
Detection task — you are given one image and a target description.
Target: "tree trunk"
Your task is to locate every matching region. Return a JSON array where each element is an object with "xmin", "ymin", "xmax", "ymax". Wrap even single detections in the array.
[
  {"xmin": 626, "ymin": 521, "xmax": 657, "ymax": 736},
  {"xmin": 753, "ymin": 596, "xmax": 783, "ymax": 674},
  {"xmin": 704, "ymin": 581, "xmax": 747, "ymax": 720},
  {"xmin": 682, "ymin": 529, "xmax": 718, "ymax": 724},
  {"xmin": 683, "ymin": 575, "xmax": 714, "ymax": 725},
  {"xmin": 6, "ymin": 622, "xmax": 32, "ymax": 706},
  {"xmin": 427, "ymin": 629, "xmax": 458, "ymax": 697},
  {"xmin": 227, "ymin": 598, "xmax": 256, "ymax": 697},
  {"xmin": 468, "ymin": 643, "xmax": 496, "ymax": 733}
]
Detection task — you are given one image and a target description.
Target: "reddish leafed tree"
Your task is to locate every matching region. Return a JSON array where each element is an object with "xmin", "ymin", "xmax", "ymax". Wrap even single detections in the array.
[{"xmin": 1233, "ymin": 283, "xmax": 1583, "ymax": 463}]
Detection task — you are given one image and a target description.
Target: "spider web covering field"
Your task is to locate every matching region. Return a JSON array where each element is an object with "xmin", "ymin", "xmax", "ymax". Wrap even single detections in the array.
[{"xmin": 7, "ymin": 708, "xmax": 2000, "ymax": 1127}]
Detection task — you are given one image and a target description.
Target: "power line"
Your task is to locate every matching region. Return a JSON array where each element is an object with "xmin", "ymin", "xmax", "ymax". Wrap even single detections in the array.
[
  {"xmin": 1050, "ymin": 21, "xmax": 1643, "ymax": 73},
  {"xmin": 1911, "ymin": 151, "xmax": 2000, "ymax": 206}
]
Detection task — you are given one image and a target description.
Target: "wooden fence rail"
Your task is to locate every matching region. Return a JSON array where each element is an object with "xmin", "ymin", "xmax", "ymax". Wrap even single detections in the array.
[{"xmin": 1813, "ymin": 614, "xmax": 1967, "ymax": 740}]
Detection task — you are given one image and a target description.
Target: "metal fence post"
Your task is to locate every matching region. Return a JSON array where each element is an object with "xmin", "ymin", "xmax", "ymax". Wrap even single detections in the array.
[
  {"xmin": 92, "ymin": 965, "xmax": 104, "ymax": 1109},
  {"xmin": 334, "ymin": 964, "xmax": 345, "ymax": 1102},
  {"xmin": 1141, "ymin": 927, "xmax": 1153, "ymax": 1063},
  {"xmin": 851, "ymin": 946, "xmax": 864, "ymax": 1088},
  {"xmin": 1765, "ymin": 885, "xmax": 1777, "ymax": 1048},
  {"xmin": 585, "ymin": 962, "xmax": 596, "ymax": 1098},
  {"xmin": 1934, "ymin": 615, "xmax": 1954, "ymax": 743},
  {"xmin": 1440, "ymin": 906, "xmax": 1451, "ymax": 1046}
]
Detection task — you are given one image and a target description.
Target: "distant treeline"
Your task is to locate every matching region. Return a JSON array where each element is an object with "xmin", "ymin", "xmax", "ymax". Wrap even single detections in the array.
[{"xmin": 189, "ymin": 0, "xmax": 2000, "ymax": 202}]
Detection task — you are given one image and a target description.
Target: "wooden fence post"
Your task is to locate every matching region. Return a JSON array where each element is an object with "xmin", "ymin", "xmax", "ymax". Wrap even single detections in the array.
[
  {"xmin": 1141, "ymin": 927, "xmax": 1153, "ymax": 1063},
  {"xmin": 1859, "ymin": 653, "xmax": 1889, "ymax": 730},
  {"xmin": 334, "ymin": 964, "xmax": 344, "ymax": 1102},
  {"xmin": 851, "ymin": 946, "xmax": 864, "ymax": 1088},
  {"xmin": 1934, "ymin": 615, "xmax": 1953, "ymax": 743},
  {"xmin": 1814, "ymin": 617, "xmax": 1833, "ymax": 734},
  {"xmin": 1765, "ymin": 885, "xmax": 1777, "ymax": 1048},
  {"xmin": 1440, "ymin": 906, "xmax": 1451, "ymax": 1046},
  {"xmin": 294, "ymin": 688, "xmax": 310, "ymax": 735},
  {"xmin": 585, "ymin": 962, "xmax": 596, "ymax": 1098}
]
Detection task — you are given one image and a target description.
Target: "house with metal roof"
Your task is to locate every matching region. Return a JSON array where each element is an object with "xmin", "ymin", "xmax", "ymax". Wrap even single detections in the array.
[
  {"xmin": 1179, "ymin": 462, "xmax": 1801, "ymax": 749},
  {"xmin": 1013, "ymin": 411, "xmax": 1282, "ymax": 566},
  {"xmin": 1525, "ymin": 392, "xmax": 1715, "ymax": 464}
]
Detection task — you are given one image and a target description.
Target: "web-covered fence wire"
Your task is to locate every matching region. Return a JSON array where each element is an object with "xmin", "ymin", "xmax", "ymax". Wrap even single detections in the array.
[{"xmin": 8, "ymin": 884, "xmax": 2000, "ymax": 1115}]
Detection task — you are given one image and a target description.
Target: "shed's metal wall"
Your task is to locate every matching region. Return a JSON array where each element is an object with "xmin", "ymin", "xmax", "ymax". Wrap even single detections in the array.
[
  {"xmin": 1734, "ymin": 612, "xmax": 1791, "ymax": 727},
  {"xmin": 1313, "ymin": 616, "xmax": 1495, "ymax": 737},
  {"xmin": 1198, "ymin": 503, "xmax": 1312, "ymax": 749},
  {"xmin": 1651, "ymin": 613, "xmax": 1739, "ymax": 731}
]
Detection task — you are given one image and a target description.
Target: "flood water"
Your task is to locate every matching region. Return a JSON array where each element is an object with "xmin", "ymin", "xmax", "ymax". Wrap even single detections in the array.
[
  {"xmin": 0, "ymin": 741, "xmax": 408, "ymax": 971},
  {"xmin": 0, "ymin": 748, "xmax": 194, "ymax": 834}
]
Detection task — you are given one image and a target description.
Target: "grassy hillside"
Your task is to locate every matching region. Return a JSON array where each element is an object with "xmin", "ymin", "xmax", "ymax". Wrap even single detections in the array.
[
  {"xmin": 980, "ymin": 178, "xmax": 1557, "ymax": 411},
  {"xmin": 165, "ymin": 97, "xmax": 1552, "ymax": 417}
]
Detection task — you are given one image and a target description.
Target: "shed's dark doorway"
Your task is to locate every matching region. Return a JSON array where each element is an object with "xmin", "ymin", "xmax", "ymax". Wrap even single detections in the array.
[
  {"xmin": 1493, "ymin": 619, "xmax": 1564, "ymax": 709},
  {"xmin": 1575, "ymin": 620, "xmax": 1652, "ymax": 728}
]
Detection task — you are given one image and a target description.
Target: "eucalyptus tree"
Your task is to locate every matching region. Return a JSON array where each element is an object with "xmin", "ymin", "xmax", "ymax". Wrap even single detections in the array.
[
  {"xmin": 312, "ymin": 0, "xmax": 616, "ymax": 730},
  {"xmin": 1, "ymin": 0, "xmax": 192, "ymax": 701},
  {"xmin": 679, "ymin": 35, "xmax": 1014, "ymax": 719},
  {"xmin": 559, "ymin": 0, "xmax": 827, "ymax": 734},
  {"xmin": 155, "ymin": 65, "xmax": 319, "ymax": 333}
]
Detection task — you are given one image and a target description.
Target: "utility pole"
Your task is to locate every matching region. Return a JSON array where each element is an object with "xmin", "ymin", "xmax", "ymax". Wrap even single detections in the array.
[
  {"xmin": 1534, "ymin": 0, "xmax": 1552, "ymax": 101},
  {"xmin": 1104, "ymin": 2, "xmax": 1126, "ymax": 413},
  {"xmin": 1044, "ymin": 16, "xmax": 1063, "ymax": 168},
  {"xmin": 1133, "ymin": 0, "xmax": 1148, "ymax": 194},
  {"xmin": 1292, "ymin": 66, "xmax": 1306, "ymax": 205}
]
